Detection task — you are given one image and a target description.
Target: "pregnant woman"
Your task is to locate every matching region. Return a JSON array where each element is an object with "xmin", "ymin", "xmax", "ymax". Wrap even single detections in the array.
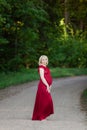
[{"xmin": 32, "ymin": 55, "xmax": 54, "ymax": 121}]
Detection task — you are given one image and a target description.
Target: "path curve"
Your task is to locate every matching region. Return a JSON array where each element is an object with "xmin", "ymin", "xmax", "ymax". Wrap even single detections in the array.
[{"xmin": 0, "ymin": 76, "xmax": 87, "ymax": 130}]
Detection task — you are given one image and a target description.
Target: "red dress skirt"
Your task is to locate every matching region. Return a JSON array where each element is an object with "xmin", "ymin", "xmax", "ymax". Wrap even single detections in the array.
[{"xmin": 32, "ymin": 65, "xmax": 54, "ymax": 120}]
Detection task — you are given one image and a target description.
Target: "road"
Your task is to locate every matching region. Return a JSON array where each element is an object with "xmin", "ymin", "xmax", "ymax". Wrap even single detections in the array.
[{"xmin": 0, "ymin": 76, "xmax": 87, "ymax": 130}]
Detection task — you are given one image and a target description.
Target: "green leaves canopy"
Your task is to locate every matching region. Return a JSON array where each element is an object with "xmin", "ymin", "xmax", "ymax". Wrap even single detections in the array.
[{"xmin": 0, "ymin": 0, "xmax": 87, "ymax": 71}]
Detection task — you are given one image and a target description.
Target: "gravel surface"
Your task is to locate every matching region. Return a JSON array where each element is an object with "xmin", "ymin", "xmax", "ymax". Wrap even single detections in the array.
[{"xmin": 0, "ymin": 76, "xmax": 87, "ymax": 130}]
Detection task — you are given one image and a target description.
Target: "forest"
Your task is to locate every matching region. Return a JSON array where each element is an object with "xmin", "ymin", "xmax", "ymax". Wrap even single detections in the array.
[{"xmin": 0, "ymin": 0, "xmax": 87, "ymax": 71}]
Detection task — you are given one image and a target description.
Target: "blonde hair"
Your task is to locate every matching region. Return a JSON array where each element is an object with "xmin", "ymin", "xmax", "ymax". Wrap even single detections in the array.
[{"xmin": 38, "ymin": 55, "xmax": 48, "ymax": 65}]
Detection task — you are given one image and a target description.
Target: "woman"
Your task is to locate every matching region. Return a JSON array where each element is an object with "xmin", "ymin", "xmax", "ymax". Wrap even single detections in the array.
[{"xmin": 32, "ymin": 55, "xmax": 54, "ymax": 121}]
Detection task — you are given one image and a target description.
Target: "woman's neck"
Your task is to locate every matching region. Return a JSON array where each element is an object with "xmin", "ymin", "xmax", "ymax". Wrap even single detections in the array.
[{"xmin": 40, "ymin": 64, "xmax": 46, "ymax": 67}]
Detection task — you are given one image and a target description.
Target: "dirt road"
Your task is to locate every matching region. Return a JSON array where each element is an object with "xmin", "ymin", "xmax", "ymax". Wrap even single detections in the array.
[{"xmin": 0, "ymin": 76, "xmax": 87, "ymax": 130}]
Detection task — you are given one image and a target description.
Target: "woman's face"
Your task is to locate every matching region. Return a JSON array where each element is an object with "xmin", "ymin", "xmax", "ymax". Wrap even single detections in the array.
[{"xmin": 41, "ymin": 56, "xmax": 48, "ymax": 66}]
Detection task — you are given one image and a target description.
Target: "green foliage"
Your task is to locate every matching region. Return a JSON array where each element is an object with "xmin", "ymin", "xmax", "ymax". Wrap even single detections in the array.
[
  {"xmin": 0, "ymin": 67, "xmax": 87, "ymax": 89},
  {"xmin": 0, "ymin": 68, "xmax": 39, "ymax": 89},
  {"xmin": 0, "ymin": 0, "xmax": 49, "ymax": 71},
  {"xmin": 48, "ymin": 36, "xmax": 87, "ymax": 68},
  {"xmin": 0, "ymin": 0, "xmax": 87, "ymax": 71},
  {"xmin": 0, "ymin": 37, "xmax": 9, "ymax": 44}
]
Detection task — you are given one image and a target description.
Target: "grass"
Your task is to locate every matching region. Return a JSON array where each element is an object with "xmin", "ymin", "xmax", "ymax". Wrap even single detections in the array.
[
  {"xmin": 81, "ymin": 89, "xmax": 87, "ymax": 112},
  {"xmin": 0, "ymin": 67, "xmax": 87, "ymax": 89},
  {"xmin": 0, "ymin": 69, "xmax": 39, "ymax": 89},
  {"xmin": 51, "ymin": 67, "xmax": 87, "ymax": 77},
  {"xmin": 81, "ymin": 89, "xmax": 87, "ymax": 98}
]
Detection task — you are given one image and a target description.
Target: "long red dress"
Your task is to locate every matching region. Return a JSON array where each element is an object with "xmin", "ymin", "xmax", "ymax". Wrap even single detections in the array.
[{"xmin": 32, "ymin": 65, "xmax": 54, "ymax": 120}]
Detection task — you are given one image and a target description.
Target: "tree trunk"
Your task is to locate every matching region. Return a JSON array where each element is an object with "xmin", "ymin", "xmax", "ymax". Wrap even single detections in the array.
[
  {"xmin": 64, "ymin": 0, "xmax": 69, "ymax": 25},
  {"xmin": 80, "ymin": 20, "xmax": 84, "ymax": 30}
]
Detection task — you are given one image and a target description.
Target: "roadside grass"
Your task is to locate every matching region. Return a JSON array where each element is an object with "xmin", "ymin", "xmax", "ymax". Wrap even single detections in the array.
[
  {"xmin": 81, "ymin": 89, "xmax": 87, "ymax": 112},
  {"xmin": 0, "ymin": 67, "xmax": 87, "ymax": 89},
  {"xmin": 0, "ymin": 69, "xmax": 39, "ymax": 89},
  {"xmin": 81, "ymin": 89, "xmax": 87, "ymax": 98},
  {"xmin": 51, "ymin": 67, "xmax": 87, "ymax": 77}
]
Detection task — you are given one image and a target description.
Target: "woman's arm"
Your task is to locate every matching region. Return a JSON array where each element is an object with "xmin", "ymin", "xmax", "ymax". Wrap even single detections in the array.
[{"xmin": 39, "ymin": 68, "xmax": 50, "ymax": 93}]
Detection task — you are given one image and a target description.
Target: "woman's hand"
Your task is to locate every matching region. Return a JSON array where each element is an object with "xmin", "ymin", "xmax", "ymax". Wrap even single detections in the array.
[
  {"xmin": 46, "ymin": 85, "xmax": 52, "ymax": 93},
  {"xmin": 46, "ymin": 85, "xmax": 50, "ymax": 93}
]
